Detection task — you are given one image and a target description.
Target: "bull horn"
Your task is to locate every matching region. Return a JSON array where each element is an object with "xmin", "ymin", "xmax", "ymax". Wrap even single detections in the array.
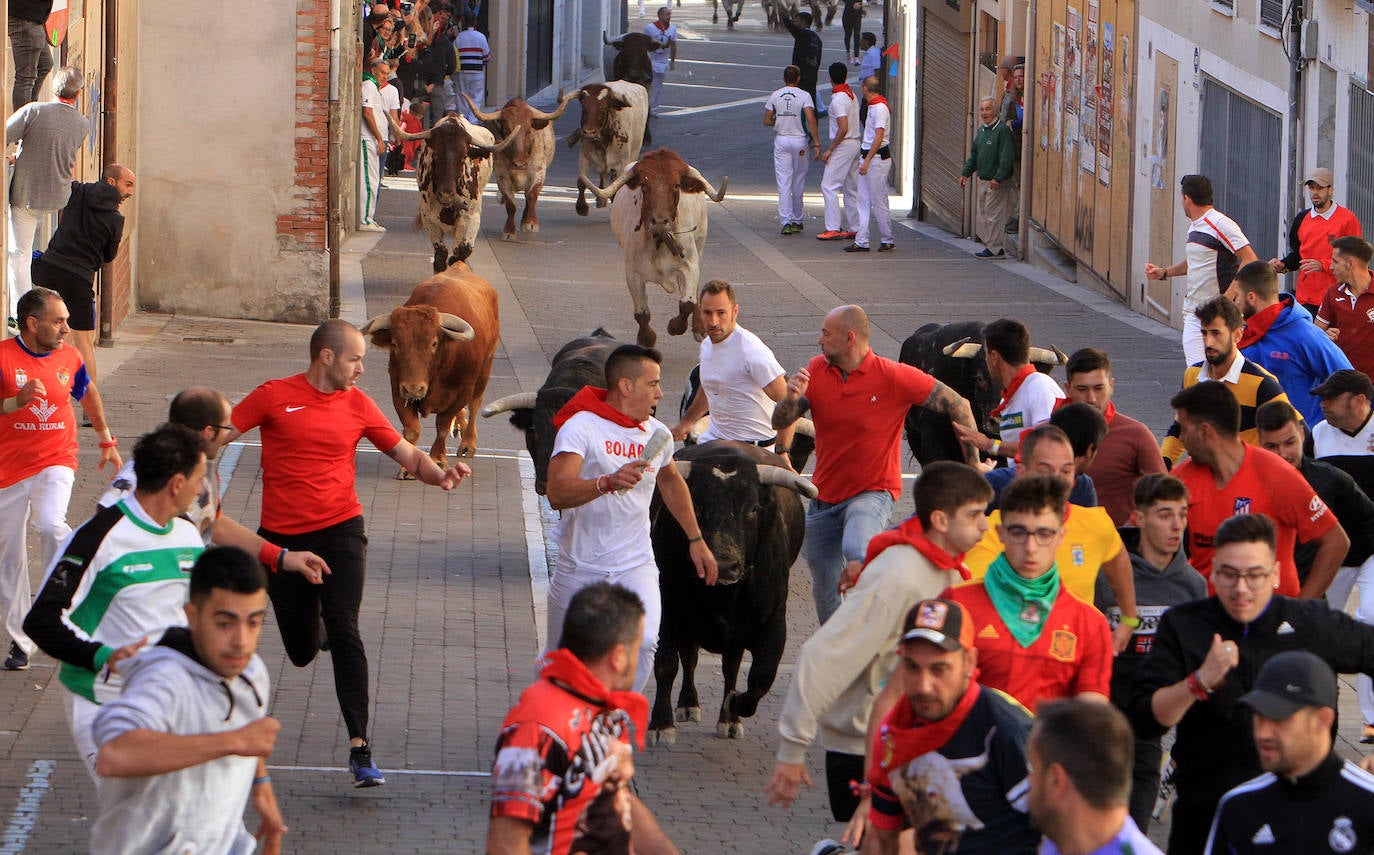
[
  {"xmin": 685, "ymin": 166, "xmax": 728, "ymax": 203},
  {"xmin": 757, "ymin": 465, "xmax": 819, "ymax": 499},
  {"xmin": 1028, "ymin": 344, "xmax": 1069, "ymax": 366},
  {"xmin": 480, "ymin": 392, "xmax": 537, "ymax": 417},
  {"xmin": 942, "ymin": 337, "xmax": 984, "ymax": 359},
  {"xmin": 437, "ymin": 312, "xmax": 475, "ymax": 342},
  {"xmin": 791, "ymin": 417, "xmax": 815, "ymax": 438},
  {"xmin": 582, "ymin": 165, "xmax": 634, "ymax": 202},
  {"xmin": 386, "ymin": 112, "xmax": 431, "ymax": 142},
  {"xmin": 464, "ymin": 94, "xmax": 502, "ymax": 123},
  {"xmin": 470, "ymin": 125, "xmax": 522, "ymax": 155},
  {"xmin": 673, "ymin": 461, "xmax": 692, "ymax": 479},
  {"xmin": 529, "ymin": 91, "xmax": 575, "ymax": 122},
  {"xmin": 358, "ymin": 314, "xmax": 391, "ymax": 335}
]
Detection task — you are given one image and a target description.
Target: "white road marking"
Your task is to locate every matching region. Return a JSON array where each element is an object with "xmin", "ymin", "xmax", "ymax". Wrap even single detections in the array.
[
  {"xmin": 267, "ymin": 764, "xmax": 489, "ymax": 778},
  {"xmin": 519, "ymin": 452, "xmax": 551, "ymax": 654},
  {"xmin": 0, "ymin": 760, "xmax": 55, "ymax": 854}
]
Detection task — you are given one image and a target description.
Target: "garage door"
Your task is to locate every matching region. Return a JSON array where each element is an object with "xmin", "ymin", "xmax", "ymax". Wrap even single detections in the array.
[{"xmin": 919, "ymin": 10, "xmax": 969, "ymax": 235}]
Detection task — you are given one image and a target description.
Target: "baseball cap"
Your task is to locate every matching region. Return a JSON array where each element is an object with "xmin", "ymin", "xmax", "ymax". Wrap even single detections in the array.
[
  {"xmin": 900, "ymin": 598, "xmax": 974, "ymax": 652},
  {"xmin": 1310, "ymin": 369, "xmax": 1374, "ymax": 400},
  {"xmin": 1305, "ymin": 167, "xmax": 1334, "ymax": 188},
  {"xmin": 1238, "ymin": 650, "xmax": 1337, "ymax": 719}
]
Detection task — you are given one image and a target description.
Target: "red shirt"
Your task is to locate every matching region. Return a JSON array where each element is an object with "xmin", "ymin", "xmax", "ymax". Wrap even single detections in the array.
[
  {"xmin": 232, "ymin": 374, "xmax": 402, "ymax": 534},
  {"xmin": 1084, "ymin": 409, "xmax": 1165, "ymax": 526},
  {"xmin": 942, "ymin": 579, "xmax": 1112, "ymax": 711},
  {"xmin": 1293, "ymin": 205, "xmax": 1362, "ymax": 306},
  {"xmin": 1174, "ymin": 444, "xmax": 1337, "ymax": 596},
  {"xmin": 1317, "ymin": 283, "xmax": 1374, "ymax": 379},
  {"xmin": 805, "ymin": 351, "xmax": 936, "ymax": 503},
  {"xmin": 0, "ymin": 338, "xmax": 88, "ymax": 488}
]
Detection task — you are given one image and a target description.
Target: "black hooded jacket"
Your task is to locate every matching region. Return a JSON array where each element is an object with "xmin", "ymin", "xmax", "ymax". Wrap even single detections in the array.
[{"xmin": 40, "ymin": 180, "xmax": 124, "ymax": 281}]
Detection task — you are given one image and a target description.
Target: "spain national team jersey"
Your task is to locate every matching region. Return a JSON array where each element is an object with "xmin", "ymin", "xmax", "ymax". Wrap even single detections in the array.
[
  {"xmin": 943, "ymin": 579, "xmax": 1113, "ymax": 711},
  {"xmin": 0, "ymin": 337, "xmax": 88, "ymax": 488}
]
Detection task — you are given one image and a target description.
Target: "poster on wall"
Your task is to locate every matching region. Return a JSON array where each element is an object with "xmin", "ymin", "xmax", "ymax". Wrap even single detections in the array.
[
  {"xmin": 1051, "ymin": 24, "xmax": 1065, "ymax": 151},
  {"xmin": 1065, "ymin": 8, "xmax": 1080, "ymax": 151},
  {"xmin": 1150, "ymin": 82, "xmax": 1171, "ymax": 189},
  {"xmin": 1081, "ymin": 0, "xmax": 1099, "ymax": 175},
  {"xmin": 1098, "ymin": 21, "xmax": 1114, "ymax": 185}
]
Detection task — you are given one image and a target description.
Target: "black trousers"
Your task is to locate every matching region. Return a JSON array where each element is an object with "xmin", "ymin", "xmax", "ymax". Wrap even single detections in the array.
[
  {"xmin": 842, "ymin": 13, "xmax": 862, "ymax": 57},
  {"xmin": 1128, "ymin": 736, "xmax": 1163, "ymax": 835},
  {"xmin": 260, "ymin": 516, "xmax": 371, "ymax": 741},
  {"xmin": 1167, "ymin": 799, "xmax": 1216, "ymax": 855},
  {"xmin": 825, "ymin": 750, "xmax": 865, "ymax": 822}
]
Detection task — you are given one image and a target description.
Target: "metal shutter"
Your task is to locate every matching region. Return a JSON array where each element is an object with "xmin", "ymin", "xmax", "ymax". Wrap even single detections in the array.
[
  {"xmin": 1198, "ymin": 78, "xmax": 1282, "ymax": 257},
  {"xmin": 919, "ymin": 10, "xmax": 969, "ymax": 235},
  {"xmin": 1348, "ymin": 83, "xmax": 1374, "ymax": 229}
]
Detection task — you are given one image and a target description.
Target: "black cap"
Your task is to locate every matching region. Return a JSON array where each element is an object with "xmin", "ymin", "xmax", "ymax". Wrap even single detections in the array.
[
  {"xmin": 900, "ymin": 599, "xmax": 974, "ymax": 652},
  {"xmin": 1237, "ymin": 650, "xmax": 1337, "ymax": 719},
  {"xmin": 1310, "ymin": 369, "xmax": 1374, "ymax": 400}
]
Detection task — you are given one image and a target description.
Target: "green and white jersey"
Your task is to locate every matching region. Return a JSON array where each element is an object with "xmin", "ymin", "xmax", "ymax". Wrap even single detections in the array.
[{"xmin": 24, "ymin": 498, "xmax": 204, "ymax": 704}]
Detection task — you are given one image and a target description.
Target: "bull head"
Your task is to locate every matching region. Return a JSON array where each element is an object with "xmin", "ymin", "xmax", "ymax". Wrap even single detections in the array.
[
  {"xmin": 942, "ymin": 337, "xmax": 1068, "ymax": 367},
  {"xmin": 359, "ymin": 311, "xmax": 475, "ymax": 343}
]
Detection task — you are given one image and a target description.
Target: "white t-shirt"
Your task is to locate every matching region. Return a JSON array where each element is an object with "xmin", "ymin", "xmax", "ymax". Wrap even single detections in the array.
[
  {"xmin": 861, "ymin": 99, "xmax": 890, "ymax": 149},
  {"xmin": 361, "ymin": 78, "xmax": 384, "ymax": 145},
  {"xmin": 766, "ymin": 86, "xmax": 813, "ymax": 138},
  {"xmin": 644, "ymin": 23, "xmax": 676, "ymax": 74},
  {"xmin": 698, "ymin": 326, "xmax": 786, "ymax": 443},
  {"xmin": 1184, "ymin": 210, "xmax": 1250, "ymax": 312},
  {"xmin": 996, "ymin": 370, "xmax": 1065, "ymax": 445},
  {"xmin": 551, "ymin": 411, "xmax": 675, "ymax": 573},
  {"xmin": 379, "ymin": 83, "xmax": 401, "ymax": 143},
  {"xmin": 829, "ymin": 89, "xmax": 860, "ymax": 142}
]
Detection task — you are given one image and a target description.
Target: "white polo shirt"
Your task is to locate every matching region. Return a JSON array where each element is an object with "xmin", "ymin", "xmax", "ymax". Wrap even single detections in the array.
[
  {"xmin": 861, "ymin": 100, "xmax": 890, "ymax": 149},
  {"xmin": 766, "ymin": 86, "xmax": 813, "ymax": 138},
  {"xmin": 697, "ymin": 326, "xmax": 786, "ymax": 443}
]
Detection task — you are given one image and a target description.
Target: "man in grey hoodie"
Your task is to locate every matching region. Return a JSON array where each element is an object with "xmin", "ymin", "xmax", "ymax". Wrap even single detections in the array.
[
  {"xmin": 91, "ymin": 547, "xmax": 286, "ymax": 855},
  {"xmin": 1095, "ymin": 473, "xmax": 1207, "ymax": 834}
]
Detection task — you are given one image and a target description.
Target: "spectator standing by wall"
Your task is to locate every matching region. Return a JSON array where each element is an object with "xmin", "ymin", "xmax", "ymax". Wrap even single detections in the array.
[
  {"xmin": 454, "ymin": 13, "xmax": 489, "ymax": 121},
  {"xmin": 359, "ymin": 59, "xmax": 387, "ymax": 232},
  {"xmin": 961, "ymin": 97, "xmax": 1016, "ymax": 259},
  {"xmin": 7, "ymin": 0, "xmax": 54, "ymax": 109},
  {"xmin": 1270, "ymin": 167, "xmax": 1362, "ymax": 315}
]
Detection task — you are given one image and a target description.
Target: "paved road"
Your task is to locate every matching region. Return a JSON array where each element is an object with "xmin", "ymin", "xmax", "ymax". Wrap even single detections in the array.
[{"xmin": 2, "ymin": 1, "xmax": 1371, "ymax": 852}]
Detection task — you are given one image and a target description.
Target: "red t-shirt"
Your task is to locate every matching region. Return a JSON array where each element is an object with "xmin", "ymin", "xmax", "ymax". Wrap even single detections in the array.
[
  {"xmin": 0, "ymin": 338, "xmax": 88, "ymax": 488},
  {"xmin": 1294, "ymin": 205, "xmax": 1362, "ymax": 306},
  {"xmin": 805, "ymin": 351, "xmax": 936, "ymax": 503},
  {"xmin": 232, "ymin": 374, "xmax": 402, "ymax": 534},
  {"xmin": 942, "ymin": 579, "xmax": 1112, "ymax": 710},
  {"xmin": 1317, "ymin": 283, "xmax": 1374, "ymax": 380},
  {"xmin": 1174, "ymin": 444, "xmax": 1337, "ymax": 596}
]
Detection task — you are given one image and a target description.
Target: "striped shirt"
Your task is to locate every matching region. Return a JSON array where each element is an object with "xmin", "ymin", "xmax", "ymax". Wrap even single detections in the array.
[
  {"xmin": 1184, "ymin": 210, "xmax": 1250, "ymax": 313},
  {"xmin": 1161, "ymin": 357, "xmax": 1292, "ymax": 466},
  {"xmin": 455, "ymin": 28, "xmax": 489, "ymax": 71}
]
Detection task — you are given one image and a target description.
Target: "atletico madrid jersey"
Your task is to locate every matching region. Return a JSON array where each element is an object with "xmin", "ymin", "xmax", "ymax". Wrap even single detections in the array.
[{"xmin": 0, "ymin": 337, "xmax": 88, "ymax": 488}]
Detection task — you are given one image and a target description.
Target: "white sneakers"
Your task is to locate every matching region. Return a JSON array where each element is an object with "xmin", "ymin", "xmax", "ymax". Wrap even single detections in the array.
[{"xmin": 358, "ymin": 222, "xmax": 386, "ymax": 233}]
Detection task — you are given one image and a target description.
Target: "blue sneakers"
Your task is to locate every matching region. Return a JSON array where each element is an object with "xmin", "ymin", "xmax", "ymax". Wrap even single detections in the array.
[{"xmin": 349, "ymin": 742, "xmax": 385, "ymax": 788}]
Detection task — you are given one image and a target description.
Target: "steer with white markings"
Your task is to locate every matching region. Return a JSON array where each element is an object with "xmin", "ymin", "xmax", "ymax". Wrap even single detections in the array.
[{"xmin": 567, "ymin": 80, "xmax": 649, "ymax": 218}]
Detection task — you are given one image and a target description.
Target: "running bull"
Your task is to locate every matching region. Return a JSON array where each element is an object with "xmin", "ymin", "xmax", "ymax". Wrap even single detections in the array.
[
  {"xmin": 648, "ymin": 441, "xmax": 812, "ymax": 744},
  {"xmin": 465, "ymin": 94, "xmax": 574, "ymax": 241},
  {"xmin": 567, "ymin": 80, "xmax": 650, "ymax": 217},
  {"xmin": 359, "ymin": 261, "xmax": 500, "ymax": 476},
  {"xmin": 900, "ymin": 321, "xmax": 1065, "ymax": 465},
  {"xmin": 581, "ymin": 147, "xmax": 728, "ymax": 348}
]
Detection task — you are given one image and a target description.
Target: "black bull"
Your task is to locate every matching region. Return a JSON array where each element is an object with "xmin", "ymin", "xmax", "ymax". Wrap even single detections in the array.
[
  {"xmin": 647, "ymin": 441, "xmax": 810, "ymax": 743},
  {"xmin": 900, "ymin": 321, "xmax": 1062, "ymax": 465}
]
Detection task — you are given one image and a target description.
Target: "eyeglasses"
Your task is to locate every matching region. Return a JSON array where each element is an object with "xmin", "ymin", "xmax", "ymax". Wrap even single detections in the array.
[
  {"xmin": 208, "ymin": 424, "xmax": 235, "ymax": 434},
  {"xmin": 1002, "ymin": 525, "xmax": 1060, "ymax": 546},
  {"xmin": 1213, "ymin": 569, "xmax": 1274, "ymax": 588}
]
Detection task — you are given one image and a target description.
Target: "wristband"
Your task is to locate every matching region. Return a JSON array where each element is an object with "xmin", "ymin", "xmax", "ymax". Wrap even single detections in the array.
[
  {"xmin": 1160, "ymin": 269, "xmax": 1168, "ymax": 280},
  {"xmin": 989, "ymin": 439, "xmax": 1002, "ymax": 457},
  {"xmin": 686, "ymin": 535, "xmax": 704, "ymax": 543},
  {"xmin": 1119, "ymin": 615, "xmax": 1141, "ymax": 628},
  {"xmin": 258, "ymin": 542, "xmax": 284, "ymax": 572},
  {"xmin": 253, "ymin": 775, "xmax": 271, "ymax": 787},
  {"xmin": 277, "ymin": 548, "xmax": 289, "ymax": 573},
  {"xmin": 596, "ymin": 475, "xmax": 611, "ymax": 494},
  {"xmin": 1186, "ymin": 670, "xmax": 1212, "ymax": 701},
  {"xmin": 776, "ymin": 447, "xmax": 791, "ymax": 455},
  {"xmin": 98, "ymin": 437, "xmax": 119, "ymax": 449}
]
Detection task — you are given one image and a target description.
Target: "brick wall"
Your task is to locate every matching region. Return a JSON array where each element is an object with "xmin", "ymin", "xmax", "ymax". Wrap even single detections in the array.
[
  {"xmin": 108, "ymin": 239, "xmax": 132, "ymax": 331},
  {"xmin": 277, "ymin": 0, "xmax": 331, "ymax": 252}
]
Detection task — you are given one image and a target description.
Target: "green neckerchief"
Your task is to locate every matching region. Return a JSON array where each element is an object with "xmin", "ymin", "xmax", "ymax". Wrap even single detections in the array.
[
  {"xmin": 984, "ymin": 553, "xmax": 1060, "ymax": 648},
  {"xmin": 363, "ymin": 73, "xmax": 378, "ymax": 86}
]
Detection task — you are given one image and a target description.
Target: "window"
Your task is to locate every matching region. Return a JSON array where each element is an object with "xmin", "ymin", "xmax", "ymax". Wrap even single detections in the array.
[
  {"xmin": 1260, "ymin": 0, "xmax": 1283, "ymax": 29},
  {"xmin": 1198, "ymin": 79, "xmax": 1282, "ymax": 257}
]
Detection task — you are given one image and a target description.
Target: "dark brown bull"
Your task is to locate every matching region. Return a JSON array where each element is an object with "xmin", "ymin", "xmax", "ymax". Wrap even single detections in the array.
[
  {"xmin": 466, "ymin": 94, "xmax": 574, "ymax": 241},
  {"xmin": 359, "ymin": 260, "xmax": 500, "ymax": 476},
  {"xmin": 604, "ymin": 30, "xmax": 659, "ymax": 90}
]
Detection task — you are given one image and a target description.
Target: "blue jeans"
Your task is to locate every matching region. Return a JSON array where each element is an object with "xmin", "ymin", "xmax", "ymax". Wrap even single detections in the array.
[
  {"xmin": 8, "ymin": 20, "xmax": 53, "ymax": 109},
  {"xmin": 802, "ymin": 490, "xmax": 894, "ymax": 623}
]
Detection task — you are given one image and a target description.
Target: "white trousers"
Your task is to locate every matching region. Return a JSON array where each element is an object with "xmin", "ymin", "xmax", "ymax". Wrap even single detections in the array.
[
  {"xmin": 650, "ymin": 71, "xmax": 666, "ymax": 115},
  {"xmin": 1182, "ymin": 311, "xmax": 1204, "ymax": 366},
  {"xmin": 821, "ymin": 139, "xmax": 861, "ymax": 233},
  {"xmin": 359, "ymin": 138, "xmax": 382, "ymax": 226},
  {"xmin": 544, "ymin": 555, "xmax": 661, "ymax": 695},
  {"xmin": 458, "ymin": 70, "xmax": 485, "ymax": 121},
  {"xmin": 855, "ymin": 155, "xmax": 893, "ymax": 247},
  {"xmin": 0, "ymin": 465, "xmax": 75, "ymax": 653},
  {"xmin": 65, "ymin": 690, "xmax": 102, "ymax": 783},
  {"xmin": 1327, "ymin": 556, "xmax": 1374, "ymax": 725},
  {"xmin": 774, "ymin": 135, "xmax": 810, "ymax": 225},
  {"xmin": 6, "ymin": 205, "xmax": 47, "ymax": 321}
]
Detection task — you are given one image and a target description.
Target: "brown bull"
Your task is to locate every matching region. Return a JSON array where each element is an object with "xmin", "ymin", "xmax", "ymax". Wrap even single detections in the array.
[
  {"xmin": 567, "ymin": 80, "xmax": 650, "ymax": 217},
  {"xmin": 466, "ymin": 94, "xmax": 575, "ymax": 241},
  {"xmin": 359, "ymin": 261, "xmax": 500, "ymax": 476}
]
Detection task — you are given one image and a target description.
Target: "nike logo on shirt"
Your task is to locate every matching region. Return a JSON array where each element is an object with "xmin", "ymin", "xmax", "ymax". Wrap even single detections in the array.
[{"xmin": 285, "ymin": 405, "xmax": 306, "ymax": 413}]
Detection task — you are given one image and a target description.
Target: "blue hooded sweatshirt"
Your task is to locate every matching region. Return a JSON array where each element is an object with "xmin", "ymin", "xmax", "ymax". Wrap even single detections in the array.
[{"xmin": 1240, "ymin": 293, "xmax": 1352, "ymax": 425}]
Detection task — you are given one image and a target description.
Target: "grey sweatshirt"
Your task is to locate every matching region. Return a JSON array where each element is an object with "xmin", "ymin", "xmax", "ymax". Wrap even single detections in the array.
[
  {"xmin": 6, "ymin": 100, "xmax": 89, "ymax": 210},
  {"xmin": 90, "ymin": 630, "xmax": 271, "ymax": 855}
]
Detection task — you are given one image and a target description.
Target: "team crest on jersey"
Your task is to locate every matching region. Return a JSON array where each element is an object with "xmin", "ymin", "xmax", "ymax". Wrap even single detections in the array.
[
  {"xmin": 1329, "ymin": 816, "xmax": 1357, "ymax": 853},
  {"xmin": 55, "ymin": 367, "xmax": 70, "ymax": 386},
  {"xmin": 1049, "ymin": 630, "xmax": 1077, "ymax": 662},
  {"xmin": 14, "ymin": 368, "xmax": 27, "ymax": 388},
  {"xmin": 1366, "ymin": 307, "xmax": 1374, "ymax": 323},
  {"xmin": 1071, "ymin": 544, "xmax": 1085, "ymax": 566},
  {"xmin": 1234, "ymin": 497, "xmax": 1252, "ymax": 515}
]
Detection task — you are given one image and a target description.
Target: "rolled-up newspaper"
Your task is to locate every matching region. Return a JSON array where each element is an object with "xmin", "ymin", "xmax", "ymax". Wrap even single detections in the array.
[{"xmin": 616, "ymin": 428, "xmax": 672, "ymax": 495}]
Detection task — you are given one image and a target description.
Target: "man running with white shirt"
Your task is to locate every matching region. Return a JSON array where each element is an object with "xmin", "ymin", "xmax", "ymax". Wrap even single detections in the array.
[
  {"xmin": 846, "ymin": 76, "xmax": 894, "ymax": 253},
  {"xmin": 765, "ymin": 65, "xmax": 819, "ymax": 236},
  {"xmin": 816, "ymin": 62, "xmax": 862, "ymax": 243},
  {"xmin": 671, "ymin": 280, "xmax": 796, "ymax": 463}
]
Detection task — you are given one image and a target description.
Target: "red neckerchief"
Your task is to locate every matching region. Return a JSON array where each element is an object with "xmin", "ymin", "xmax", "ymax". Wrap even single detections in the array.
[
  {"xmin": 1238, "ymin": 301, "xmax": 1284, "ymax": 349},
  {"xmin": 866, "ymin": 94, "xmax": 890, "ymax": 110},
  {"xmin": 1052, "ymin": 397, "xmax": 1117, "ymax": 424},
  {"xmin": 832, "ymin": 83, "xmax": 854, "ymax": 99},
  {"xmin": 541, "ymin": 649, "xmax": 649, "ymax": 750},
  {"xmin": 860, "ymin": 517, "xmax": 971, "ymax": 581},
  {"xmin": 553, "ymin": 386, "xmax": 646, "ymax": 431},
  {"xmin": 870, "ymin": 680, "xmax": 981, "ymax": 781},
  {"xmin": 652, "ymin": 19, "xmax": 670, "ymax": 31},
  {"xmin": 989, "ymin": 364, "xmax": 1037, "ymax": 419}
]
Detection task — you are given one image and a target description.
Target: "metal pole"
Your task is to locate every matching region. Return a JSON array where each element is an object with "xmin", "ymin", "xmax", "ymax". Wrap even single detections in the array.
[
  {"xmin": 327, "ymin": 0, "xmax": 344, "ymax": 319},
  {"xmin": 98, "ymin": 0, "xmax": 118, "ymax": 348},
  {"xmin": 1017, "ymin": 0, "xmax": 1036, "ymax": 260},
  {"xmin": 1285, "ymin": 0, "xmax": 1303, "ymax": 251}
]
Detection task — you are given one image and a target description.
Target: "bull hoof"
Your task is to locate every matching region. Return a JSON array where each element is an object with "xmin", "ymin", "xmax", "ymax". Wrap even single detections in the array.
[
  {"xmin": 646, "ymin": 727, "xmax": 677, "ymax": 747},
  {"xmin": 667, "ymin": 315, "xmax": 689, "ymax": 336},
  {"xmin": 712, "ymin": 12, "xmax": 719, "ymax": 21},
  {"xmin": 636, "ymin": 327, "xmax": 658, "ymax": 348},
  {"xmin": 456, "ymin": 445, "xmax": 475, "ymax": 459},
  {"xmin": 575, "ymin": 199, "xmax": 589, "ymax": 216},
  {"xmin": 522, "ymin": 222, "xmax": 539, "ymax": 233},
  {"xmin": 595, "ymin": 197, "xmax": 608, "ymax": 209},
  {"xmin": 715, "ymin": 721, "xmax": 744, "ymax": 739},
  {"xmin": 501, "ymin": 231, "xmax": 516, "ymax": 242},
  {"xmin": 675, "ymin": 705, "xmax": 702, "ymax": 723},
  {"xmin": 396, "ymin": 467, "xmax": 417, "ymax": 481}
]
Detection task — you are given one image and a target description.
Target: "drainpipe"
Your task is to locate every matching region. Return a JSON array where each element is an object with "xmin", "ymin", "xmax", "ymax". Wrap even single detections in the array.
[
  {"xmin": 98, "ymin": 0, "xmax": 118, "ymax": 347},
  {"xmin": 327, "ymin": 0, "xmax": 344, "ymax": 319},
  {"xmin": 1017, "ymin": 0, "xmax": 1035, "ymax": 260},
  {"xmin": 1285, "ymin": 0, "xmax": 1303, "ymax": 243}
]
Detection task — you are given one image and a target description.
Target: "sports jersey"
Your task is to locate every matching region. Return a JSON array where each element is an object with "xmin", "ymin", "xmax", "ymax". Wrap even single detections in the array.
[
  {"xmin": 1313, "ymin": 412, "xmax": 1374, "ymax": 495},
  {"xmin": 1317, "ymin": 283, "xmax": 1374, "ymax": 377},
  {"xmin": 1184, "ymin": 209, "xmax": 1250, "ymax": 313},
  {"xmin": 1278, "ymin": 203, "xmax": 1362, "ymax": 307},
  {"xmin": 1161, "ymin": 357, "xmax": 1292, "ymax": 465},
  {"xmin": 455, "ymin": 27, "xmax": 490, "ymax": 71},
  {"xmin": 943, "ymin": 579, "xmax": 1113, "ymax": 709},
  {"xmin": 765, "ymin": 86, "xmax": 813, "ymax": 138},
  {"xmin": 99, "ymin": 462, "xmax": 221, "ymax": 546},
  {"xmin": 804, "ymin": 351, "xmax": 936, "ymax": 504},
  {"xmin": 1174, "ymin": 444, "xmax": 1337, "ymax": 595},
  {"xmin": 994, "ymin": 369, "xmax": 1063, "ymax": 445},
  {"xmin": 490, "ymin": 649, "xmax": 646, "ymax": 855},
  {"xmin": 1205, "ymin": 753, "xmax": 1374, "ymax": 855},
  {"xmin": 867, "ymin": 684, "xmax": 1037, "ymax": 853},
  {"xmin": 966, "ymin": 505, "xmax": 1124, "ymax": 603},
  {"xmin": 0, "ymin": 336, "xmax": 89, "ymax": 488},
  {"xmin": 697, "ymin": 326, "xmax": 785, "ymax": 443},
  {"xmin": 828, "ymin": 88, "xmax": 860, "ymax": 142},
  {"xmin": 550, "ymin": 411, "xmax": 674, "ymax": 573},
  {"xmin": 23, "ymin": 498, "xmax": 204, "ymax": 704},
  {"xmin": 232, "ymin": 374, "xmax": 402, "ymax": 535}
]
